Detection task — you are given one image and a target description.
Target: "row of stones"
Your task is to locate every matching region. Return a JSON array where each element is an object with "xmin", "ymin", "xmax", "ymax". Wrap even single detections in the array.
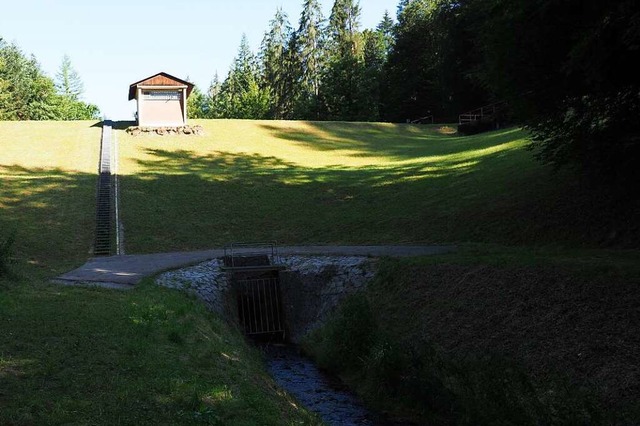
[{"xmin": 126, "ymin": 125, "xmax": 204, "ymax": 136}]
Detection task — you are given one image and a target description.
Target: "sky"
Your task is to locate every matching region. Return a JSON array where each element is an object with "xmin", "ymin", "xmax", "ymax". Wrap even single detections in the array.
[{"xmin": 0, "ymin": 0, "xmax": 399, "ymax": 120}]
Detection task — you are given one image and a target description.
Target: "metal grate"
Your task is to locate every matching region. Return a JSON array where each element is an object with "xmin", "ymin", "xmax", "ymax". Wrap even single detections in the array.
[
  {"xmin": 236, "ymin": 277, "xmax": 285, "ymax": 337},
  {"xmin": 94, "ymin": 121, "xmax": 113, "ymax": 256}
]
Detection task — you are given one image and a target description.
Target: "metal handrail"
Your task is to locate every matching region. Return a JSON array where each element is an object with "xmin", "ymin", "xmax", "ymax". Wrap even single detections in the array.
[
  {"xmin": 411, "ymin": 115, "xmax": 434, "ymax": 124},
  {"xmin": 458, "ymin": 102, "xmax": 506, "ymax": 124},
  {"xmin": 223, "ymin": 241, "xmax": 280, "ymax": 268}
]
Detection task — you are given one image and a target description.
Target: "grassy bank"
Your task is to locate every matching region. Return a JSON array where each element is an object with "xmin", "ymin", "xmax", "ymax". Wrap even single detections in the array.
[
  {"xmin": 0, "ymin": 279, "xmax": 320, "ymax": 425},
  {"xmin": 0, "ymin": 120, "xmax": 320, "ymax": 424},
  {"xmin": 303, "ymin": 248, "xmax": 640, "ymax": 425},
  {"xmin": 116, "ymin": 120, "xmax": 635, "ymax": 253},
  {"xmin": 0, "ymin": 120, "xmax": 101, "ymax": 277},
  {"xmin": 3, "ymin": 119, "xmax": 639, "ymax": 424}
]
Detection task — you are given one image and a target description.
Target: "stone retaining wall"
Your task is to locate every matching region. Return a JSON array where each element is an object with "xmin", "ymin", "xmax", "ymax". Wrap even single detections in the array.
[{"xmin": 155, "ymin": 256, "xmax": 377, "ymax": 343}]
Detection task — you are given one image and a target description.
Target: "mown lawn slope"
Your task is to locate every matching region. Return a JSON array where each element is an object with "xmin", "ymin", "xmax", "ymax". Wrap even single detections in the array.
[
  {"xmin": 0, "ymin": 120, "xmax": 319, "ymax": 425},
  {"xmin": 0, "ymin": 120, "xmax": 100, "ymax": 276},
  {"xmin": 118, "ymin": 120, "xmax": 618, "ymax": 253}
]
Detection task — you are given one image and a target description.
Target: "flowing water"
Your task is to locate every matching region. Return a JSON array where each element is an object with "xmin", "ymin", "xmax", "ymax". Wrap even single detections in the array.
[{"xmin": 262, "ymin": 344, "xmax": 414, "ymax": 426}]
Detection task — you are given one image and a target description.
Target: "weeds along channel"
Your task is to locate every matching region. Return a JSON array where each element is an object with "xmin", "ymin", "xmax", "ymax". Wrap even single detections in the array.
[
  {"xmin": 302, "ymin": 256, "xmax": 640, "ymax": 425},
  {"xmin": 155, "ymin": 253, "xmax": 398, "ymax": 425},
  {"xmin": 153, "ymin": 249, "xmax": 640, "ymax": 425}
]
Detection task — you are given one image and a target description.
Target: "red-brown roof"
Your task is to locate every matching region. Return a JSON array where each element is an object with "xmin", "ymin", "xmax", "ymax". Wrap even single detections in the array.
[{"xmin": 128, "ymin": 72, "xmax": 194, "ymax": 100}]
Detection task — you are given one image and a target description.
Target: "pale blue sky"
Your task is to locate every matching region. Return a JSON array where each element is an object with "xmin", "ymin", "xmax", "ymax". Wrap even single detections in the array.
[{"xmin": 1, "ymin": 0, "xmax": 398, "ymax": 120}]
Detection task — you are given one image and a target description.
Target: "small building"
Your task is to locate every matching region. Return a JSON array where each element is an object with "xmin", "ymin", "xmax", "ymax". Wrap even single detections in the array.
[{"xmin": 128, "ymin": 72, "xmax": 194, "ymax": 127}]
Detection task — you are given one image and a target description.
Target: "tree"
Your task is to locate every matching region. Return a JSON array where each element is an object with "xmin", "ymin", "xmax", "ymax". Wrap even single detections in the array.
[
  {"xmin": 218, "ymin": 34, "xmax": 272, "ymax": 119},
  {"xmin": 187, "ymin": 83, "xmax": 207, "ymax": 119},
  {"xmin": 55, "ymin": 54, "xmax": 83, "ymax": 100},
  {"xmin": 0, "ymin": 39, "xmax": 60, "ymax": 120},
  {"xmin": 470, "ymin": 0, "xmax": 640, "ymax": 186},
  {"xmin": 291, "ymin": 0, "xmax": 326, "ymax": 118},
  {"xmin": 260, "ymin": 8, "xmax": 294, "ymax": 118},
  {"xmin": 376, "ymin": 11, "xmax": 395, "ymax": 56},
  {"xmin": 384, "ymin": 0, "xmax": 488, "ymax": 122},
  {"xmin": 206, "ymin": 72, "xmax": 225, "ymax": 118},
  {"xmin": 54, "ymin": 55, "xmax": 100, "ymax": 120},
  {"xmin": 1, "ymin": 40, "xmax": 100, "ymax": 121},
  {"xmin": 321, "ymin": 0, "xmax": 369, "ymax": 120},
  {"xmin": 361, "ymin": 28, "xmax": 387, "ymax": 120},
  {"xmin": 0, "ymin": 56, "xmax": 10, "ymax": 120}
]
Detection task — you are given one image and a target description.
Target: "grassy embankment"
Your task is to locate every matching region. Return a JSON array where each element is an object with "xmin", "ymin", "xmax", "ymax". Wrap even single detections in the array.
[
  {"xmin": 2, "ymin": 119, "xmax": 638, "ymax": 424},
  {"xmin": 116, "ymin": 120, "xmax": 639, "ymax": 423},
  {"xmin": 0, "ymin": 121, "xmax": 320, "ymax": 425},
  {"xmin": 117, "ymin": 119, "xmax": 627, "ymax": 251}
]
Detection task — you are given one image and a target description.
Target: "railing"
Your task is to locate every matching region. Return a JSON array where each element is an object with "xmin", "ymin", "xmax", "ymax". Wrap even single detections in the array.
[
  {"xmin": 411, "ymin": 115, "xmax": 434, "ymax": 124},
  {"xmin": 459, "ymin": 102, "xmax": 506, "ymax": 124},
  {"xmin": 223, "ymin": 241, "xmax": 281, "ymax": 269}
]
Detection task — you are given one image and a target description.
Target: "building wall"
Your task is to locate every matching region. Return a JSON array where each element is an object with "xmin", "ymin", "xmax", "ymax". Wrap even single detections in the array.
[{"xmin": 138, "ymin": 90, "xmax": 185, "ymax": 127}]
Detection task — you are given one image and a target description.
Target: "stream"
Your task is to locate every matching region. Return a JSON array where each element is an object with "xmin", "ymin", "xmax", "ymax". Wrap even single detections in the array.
[{"xmin": 262, "ymin": 344, "xmax": 413, "ymax": 426}]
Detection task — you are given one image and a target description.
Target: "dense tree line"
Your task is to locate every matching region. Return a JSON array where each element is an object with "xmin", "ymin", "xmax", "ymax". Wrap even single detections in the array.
[
  {"xmin": 188, "ymin": 0, "xmax": 639, "ymax": 186},
  {"xmin": 188, "ymin": 0, "xmax": 491, "ymax": 123},
  {"xmin": 0, "ymin": 38, "xmax": 100, "ymax": 121}
]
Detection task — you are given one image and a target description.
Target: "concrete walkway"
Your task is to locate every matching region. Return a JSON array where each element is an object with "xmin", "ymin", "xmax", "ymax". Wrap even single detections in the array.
[{"xmin": 55, "ymin": 245, "xmax": 455, "ymax": 288}]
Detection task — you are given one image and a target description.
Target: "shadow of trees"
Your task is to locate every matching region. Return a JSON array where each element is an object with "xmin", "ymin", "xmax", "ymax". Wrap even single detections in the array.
[
  {"xmin": 2, "ymin": 122, "xmax": 637, "ymax": 279},
  {"xmin": 0, "ymin": 165, "xmax": 96, "ymax": 277},
  {"xmin": 118, "ymin": 138, "xmax": 637, "ymax": 254},
  {"xmin": 259, "ymin": 122, "xmax": 524, "ymax": 160}
]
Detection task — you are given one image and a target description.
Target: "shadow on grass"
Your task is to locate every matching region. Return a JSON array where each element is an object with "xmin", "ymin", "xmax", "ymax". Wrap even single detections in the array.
[
  {"xmin": 118, "ymin": 140, "xmax": 639, "ymax": 254},
  {"xmin": 0, "ymin": 165, "xmax": 97, "ymax": 277},
  {"xmin": 2, "ymin": 123, "xmax": 638, "ymax": 276},
  {"xmin": 259, "ymin": 122, "xmax": 525, "ymax": 160}
]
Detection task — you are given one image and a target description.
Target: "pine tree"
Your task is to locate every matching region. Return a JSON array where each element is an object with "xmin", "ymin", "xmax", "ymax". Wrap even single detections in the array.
[
  {"xmin": 328, "ymin": 0, "xmax": 361, "ymax": 53},
  {"xmin": 260, "ymin": 8, "xmax": 294, "ymax": 118},
  {"xmin": 55, "ymin": 54, "xmax": 84, "ymax": 100},
  {"xmin": 322, "ymin": 0, "xmax": 368, "ymax": 120},
  {"xmin": 376, "ymin": 11, "xmax": 395, "ymax": 56},
  {"xmin": 206, "ymin": 72, "xmax": 224, "ymax": 118},
  {"xmin": 0, "ymin": 56, "xmax": 9, "ymax": 120},
  {"xmin": 53, "ymin": 54, "xmax": 100, "ymax": 119},
  {"xmin": 291, "ymin": 0, "xmax": 326, "ymax": 118},
  {"xmin": 187, "ymin": 83, "xmax": 207, "ymax": 119},
  {"xmin": 361, "ymin": 29, "xmax": 387, "ymax": 120},
  {"xmin": 219, "ymin": 34, "xmax": 272, "ymax": 119}
]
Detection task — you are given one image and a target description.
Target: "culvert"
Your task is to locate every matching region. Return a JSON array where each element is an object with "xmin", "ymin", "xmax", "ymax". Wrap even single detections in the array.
[
  {"xmin": 221, "ymin": 244, "xmax": 287, "ymax": 340},
  {"xmin": 154, "ymin": 251, "xmax": 414, "ymax": 425}
]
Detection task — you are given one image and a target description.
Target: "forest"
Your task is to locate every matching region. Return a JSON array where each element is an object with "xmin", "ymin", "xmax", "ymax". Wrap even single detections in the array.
[
  {"xmin": 0, "ymin": 41, "xmax": 99, "ymax": 121},
  {"xmin": 2, "ymin": 0, "xmax": 639, "ymax": 186},
  {"xmin": 193, "ymin": 0, "xmax": 639, "ymax": 187}
]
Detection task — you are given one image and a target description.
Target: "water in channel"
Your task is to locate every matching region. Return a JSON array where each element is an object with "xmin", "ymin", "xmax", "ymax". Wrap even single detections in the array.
[{"xmin": 262, "ymin": 344, "xmax": 414, "ymax": 426}]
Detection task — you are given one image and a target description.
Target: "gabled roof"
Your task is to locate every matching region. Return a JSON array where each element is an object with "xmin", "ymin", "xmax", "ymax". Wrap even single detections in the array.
[{"xmin": 128, "ymin": 72, "xmax": 194, "ymax": 100}]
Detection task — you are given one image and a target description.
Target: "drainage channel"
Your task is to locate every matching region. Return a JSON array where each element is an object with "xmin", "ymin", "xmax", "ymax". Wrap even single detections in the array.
[
  {"xmin": 263, "ymin": 344, "xmax": 414, "ymax": 426},
  {"xmin": 223, "ymin": 244, "xmax": 412, "ymax": 426},
  {"xmin": 94, "ymin": 120, "xmax": 113, "ymax": 256}
]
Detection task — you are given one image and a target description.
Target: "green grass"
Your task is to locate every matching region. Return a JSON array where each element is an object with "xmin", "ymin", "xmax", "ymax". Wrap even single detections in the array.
[
  {"xmin": 303, "ymin": 253, "xmax": 640, "ymax": 424},
  {"xmin": 0, "ymin": 280, "xmax": 320, "ymax": 425},
  {"xmin": 0, "ymin": 120, "xmax": 320, "ymax": 425},
  {"xmin": 0, "ymin": 120, "xmax": 101, "ymax": 277},
  {"xmin": 2, "ymin": 119, "xmax": 639, "ymax": 424},
  {"xmin": 117, "ymin": 120, "xmax": 634, "ymax": 254}
]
